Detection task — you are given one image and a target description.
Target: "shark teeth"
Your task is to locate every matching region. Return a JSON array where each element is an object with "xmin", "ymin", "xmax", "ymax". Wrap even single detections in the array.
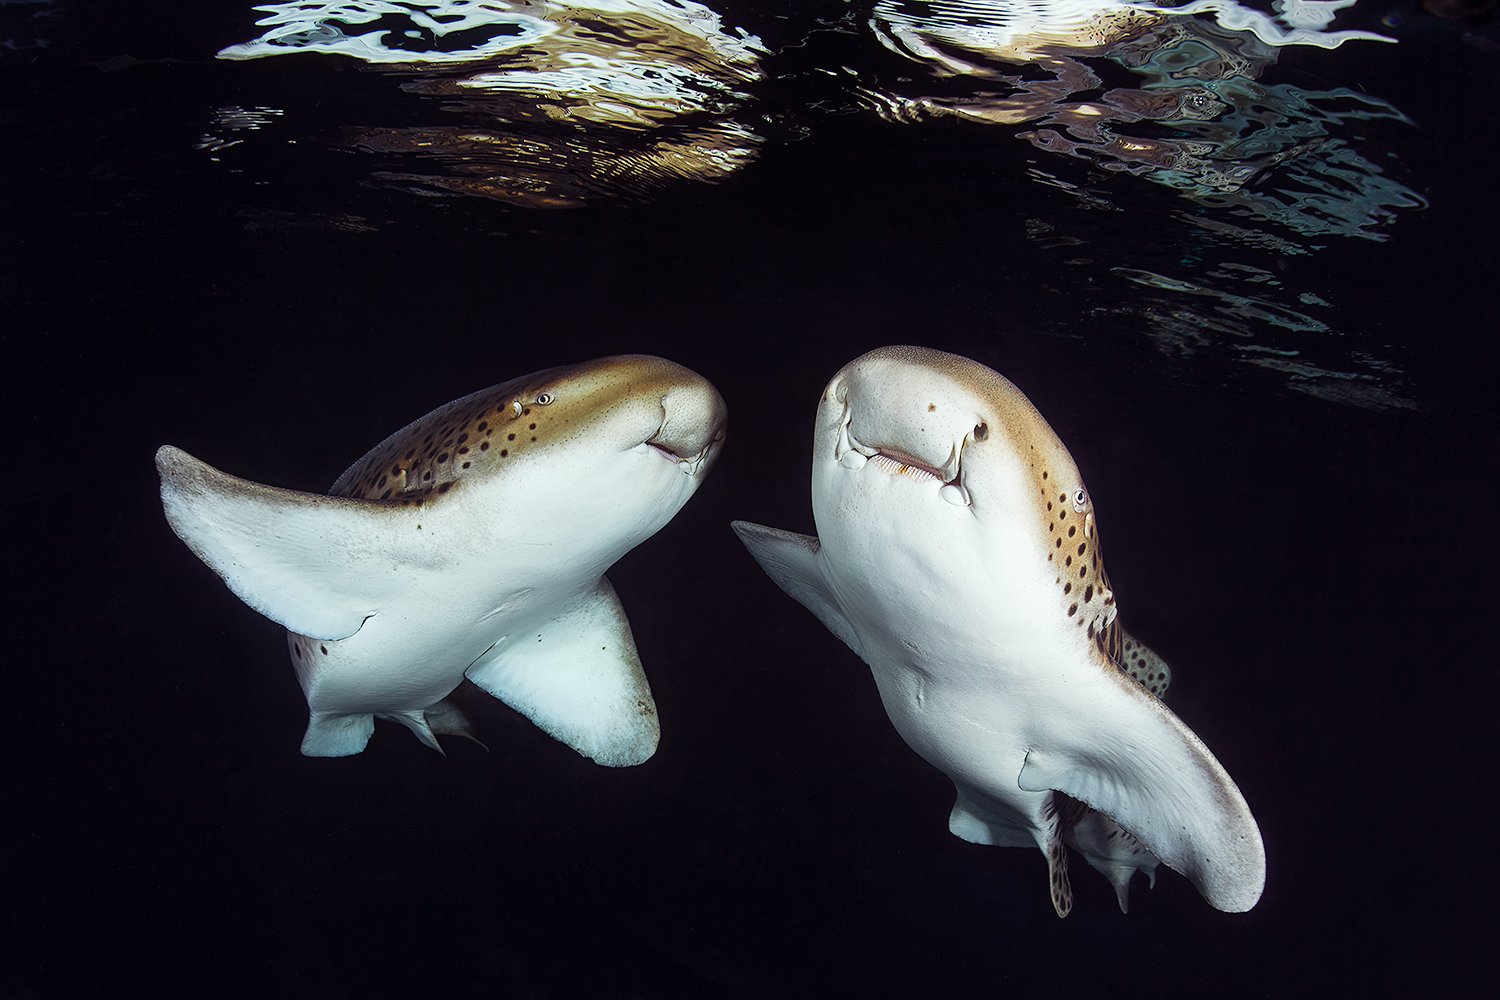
[{"xmin": 837, "ymin": 410, "xmax": 972, "ymax": 507}]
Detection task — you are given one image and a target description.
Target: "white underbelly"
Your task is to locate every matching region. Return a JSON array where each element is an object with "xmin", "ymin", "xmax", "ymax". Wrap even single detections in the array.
[
  {"xmin": 866, "ymin": 653, "xmax": 1050, "ymax": 830},
  {"xmin": 289, "ymin": 587, "xmax": 549, "ymax": 712}
]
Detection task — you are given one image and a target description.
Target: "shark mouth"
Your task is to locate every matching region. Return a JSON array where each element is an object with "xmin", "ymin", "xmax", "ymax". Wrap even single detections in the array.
[
  {"xmin": 836, "ymin": 416, "xmax": 972, "ymax": 508},
  {"xmin": 645, "ymin": 427, "xmax": 723, "ymax": 477}
]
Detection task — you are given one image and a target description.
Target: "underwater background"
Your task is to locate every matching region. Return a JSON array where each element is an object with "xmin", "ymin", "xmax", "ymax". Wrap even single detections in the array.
[{"xmin": 2, "ymin": 1, "xmax": 1495, "ymax": 995}]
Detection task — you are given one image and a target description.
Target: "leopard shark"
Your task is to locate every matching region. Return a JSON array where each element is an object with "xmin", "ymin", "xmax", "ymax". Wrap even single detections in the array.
[
  {"xmin": 732, "ymin": 346, "xmax": 1263, "ymax": 915},
  {"xmin": 158, "ymin": 355, "xmax": 726, "ymax": 765}
]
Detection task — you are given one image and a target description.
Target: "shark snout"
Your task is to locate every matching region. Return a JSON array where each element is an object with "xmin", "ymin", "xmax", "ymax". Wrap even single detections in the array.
[
  {"xmin": 826, "ymin": 358, "xmax": 984, "ymax": 508},
  {"xmin": 649, "ymin": 377, "xmax": 728, "ymax": 474}
]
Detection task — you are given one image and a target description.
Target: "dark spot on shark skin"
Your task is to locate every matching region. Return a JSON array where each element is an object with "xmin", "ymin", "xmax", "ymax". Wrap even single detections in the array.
[
  {"xmin": 1065, "ymin": 556, "xmax": 1072, "ymax": 566},
  {"xmin": 1064, "ymin": 582, "xmax": 1072, "ymax": 594},
  {"xmin": 480, "ymin": 442, "xmax": 489, "ymax": 451},
  {"xmin": 1079, "ymin": 565, "xmax": 1089, "ymax": 578},
  {"xmin": 320, "ymin": 645, "xmax": 328, "ymax": 655},
  {"xmin": 438, "ymin": 452, "xmax": 449, "ymax": 463},
  {"xmin": 500, "ymin": 449, "xmax": 509, "ymax": 457},
  {"xmin": 508, "ymin": 433, "xmax": 516, "ymax": 441},
  {"xmin": 1077, "ymin": 543, "xmax": 1086, "ymax": 556},
  {"xmin": 1043, "ymin": 470, "xmax": 1049, "ymax": 480},
  {"xmin": 1084, "ymin": 585, "xmax": 1094, "ymax": 602},
  {"xmin": 1068, "ymin": 603, "xmax": 1078, "ymax": 616},
  {"xmin": 1068, "ymin": 525, "xmax": 1076, "ymax": 537}
]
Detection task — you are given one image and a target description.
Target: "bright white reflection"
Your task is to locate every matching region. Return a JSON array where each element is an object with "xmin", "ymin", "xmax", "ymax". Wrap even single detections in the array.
[
  {"xmin": 212, "ymin": 2, "xmax": 766, "ymax": 204},
  {"xmin": 871, "ymin": 0, "xmax": 1389, "ymax": 71},
  {"xmin": 219, "ymin": 1, "xmax": 558, "ymax": 64}
]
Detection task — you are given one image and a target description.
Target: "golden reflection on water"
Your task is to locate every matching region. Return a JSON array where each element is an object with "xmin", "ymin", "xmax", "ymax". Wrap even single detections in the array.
[{"xmin": 217, "ymin": 1, "xmax": 765, "ymax": 205}]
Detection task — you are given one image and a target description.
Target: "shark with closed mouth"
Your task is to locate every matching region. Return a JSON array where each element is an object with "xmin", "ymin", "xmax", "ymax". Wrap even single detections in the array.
[
  {"xmin": 158, "ymin": 355, "xmax": 726, "ymax": 765},
  {"xmin": 733, "ymin": 346, "xmax": 1263, "ymax": 915}
]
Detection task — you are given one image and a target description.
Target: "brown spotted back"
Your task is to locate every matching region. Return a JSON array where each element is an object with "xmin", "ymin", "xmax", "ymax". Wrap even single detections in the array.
[{"xmin": 329, "ymin": 367, "xmax": 571, "ymax": 502}]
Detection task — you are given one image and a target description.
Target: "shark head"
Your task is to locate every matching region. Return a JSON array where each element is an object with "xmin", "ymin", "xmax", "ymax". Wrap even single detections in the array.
[
  {"xmin": 328, "ymin": 354, "xmax": 727, "ymax": 575},
  {"xmin": 813, "ymin": 345, "xmax": 1117, "ymax": 656}
]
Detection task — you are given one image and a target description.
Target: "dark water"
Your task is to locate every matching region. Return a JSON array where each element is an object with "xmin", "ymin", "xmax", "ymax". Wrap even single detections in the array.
[{"xmin": 3, "ymin": 1, "xmax": 1495, "ymax": 995}]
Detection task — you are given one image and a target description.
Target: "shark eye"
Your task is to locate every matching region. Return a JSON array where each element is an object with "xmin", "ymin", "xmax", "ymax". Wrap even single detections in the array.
[
  {"xmin": 973, "ymin": 422, "xmax": 989, "ymax": 441},
  {"xmin": 534, "ymin": 392, "xmax": 555, "ymax": 406},
  {"xmin": 1072, "ymin": 489, "xmax": 1088, "ymax": 513}
]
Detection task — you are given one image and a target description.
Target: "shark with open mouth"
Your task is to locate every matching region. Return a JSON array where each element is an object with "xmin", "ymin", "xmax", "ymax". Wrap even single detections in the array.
[{"xmin": 733, "ymin": 345, "xmax": 1263, "ymax": 915}]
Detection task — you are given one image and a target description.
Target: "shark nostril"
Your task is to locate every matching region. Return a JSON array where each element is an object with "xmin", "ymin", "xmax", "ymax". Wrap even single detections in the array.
[{"xmin": 974, "ymin": 422, "xmax": 989, "ymax": 441}]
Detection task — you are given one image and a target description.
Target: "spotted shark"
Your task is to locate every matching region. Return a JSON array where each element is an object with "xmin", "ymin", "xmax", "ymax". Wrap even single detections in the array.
[
  {"xmin": 732, "ymin": 346, "xmax": 1264, "ymax": 915},
  {"xmin": 158, "ymin": 355, "xmax": 726, "ymax": 765}
]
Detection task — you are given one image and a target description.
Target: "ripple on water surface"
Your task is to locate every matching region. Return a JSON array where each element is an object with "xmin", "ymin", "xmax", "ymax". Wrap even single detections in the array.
[
  {"xmin": 853, "ymin": 0, "xmax": 1424, "ymax": 410},
  {"xmin": 208, "ymin": 1, "xmax": 767, "ymax": 206}
]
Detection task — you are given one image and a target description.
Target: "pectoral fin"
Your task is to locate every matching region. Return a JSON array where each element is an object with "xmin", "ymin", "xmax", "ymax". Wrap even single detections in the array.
[
  {"xmin": 156, "ymin": 446, "xmax": 422, "ymax": 641},
  {"xmin": 465, "ymin": 578, "xmax": 658, "ymax": 767},
  {"xmin": 731, "ymin": 521, "xmax": 863, "ymax": 657},
  {"xmin": 1017, "ymin": 668, "xmax": 1265, "ymax": 913}
]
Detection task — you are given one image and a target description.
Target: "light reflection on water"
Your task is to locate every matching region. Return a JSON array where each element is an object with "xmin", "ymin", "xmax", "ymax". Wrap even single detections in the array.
[
  {"xmin": 203, "ymin": 0, "xmax": 1425, "ymax": 409},
  {"xmin": 856, "ymin": 0, "xmax": 1423, "ymax": 410},
  {"xmin": 208, "ymin": 1, "xmax": 766, "ymax": 206}
]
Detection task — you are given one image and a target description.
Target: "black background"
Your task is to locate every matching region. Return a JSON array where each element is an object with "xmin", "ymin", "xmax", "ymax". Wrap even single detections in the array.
[{"xmin": 3, "ymin": 2, "xmax": 1495, "ymax": 996}]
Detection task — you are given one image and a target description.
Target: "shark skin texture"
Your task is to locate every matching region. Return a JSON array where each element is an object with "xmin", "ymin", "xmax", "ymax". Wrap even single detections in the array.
[
  {"xmin": 733, "ymin": 345, "xmax": 1264, "ymax": 916},
  {"xmin": 158, "ymin": 355, "xmax": 726, "ymax": 766}
]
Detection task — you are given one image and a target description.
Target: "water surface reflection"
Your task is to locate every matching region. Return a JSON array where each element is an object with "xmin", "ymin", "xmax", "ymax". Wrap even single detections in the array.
[
  {"xmin": 211, "ymin": 0, "xmax": 766, "ymax": 205},
  {"xmin": 855, "ymin": 0, "xmax": 1423, "ymax": 409},
  {"xmin": 203, "ymin": 1, "xmax": 1427, "ymax": 409}
]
